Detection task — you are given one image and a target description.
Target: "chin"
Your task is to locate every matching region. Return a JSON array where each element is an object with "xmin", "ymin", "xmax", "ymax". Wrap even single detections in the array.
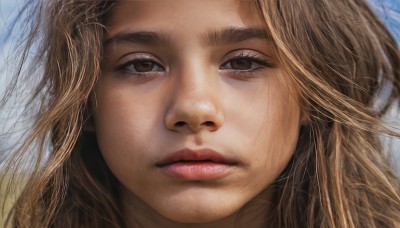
[
  {"xmin": 160, "ymin": 206, "xmax": 233, "ymax": 223},
  {"xmin": 153, "ymin": 195, "xmax": 241, "ymax": 224}
]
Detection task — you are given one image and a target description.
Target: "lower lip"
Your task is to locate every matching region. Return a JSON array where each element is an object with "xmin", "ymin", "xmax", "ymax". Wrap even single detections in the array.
[{"xmin": 159, "ymin": 162, "xmax": 233, "ymax": 180}]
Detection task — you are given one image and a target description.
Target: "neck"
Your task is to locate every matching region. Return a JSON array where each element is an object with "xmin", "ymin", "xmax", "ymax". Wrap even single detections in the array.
[{"xmin": 121, "ymin": 188, "xmax": 273, "ymax": 228}]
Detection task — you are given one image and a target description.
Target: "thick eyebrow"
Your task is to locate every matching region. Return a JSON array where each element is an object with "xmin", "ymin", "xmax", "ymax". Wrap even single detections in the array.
[
  {"xmin": 103, "ymin": 27, "xmax": 270, "ymax": 47},
  {"xmin": 103, "ymin": 31, "xmax": 170, "ymax": 47},
  {"xmin": 205, "ymin": 27, "xmax": 270, "ymax": 46}
]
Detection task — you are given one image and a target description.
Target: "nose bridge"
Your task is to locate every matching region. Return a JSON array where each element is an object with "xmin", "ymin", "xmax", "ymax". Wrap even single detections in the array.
[
  {"xmin": 177, "ymin": 66, "xmax": 213, "ymax": 104},
  {"xmin": 165, "ymin": 62, "xmax": 224, "ymax": 133}
]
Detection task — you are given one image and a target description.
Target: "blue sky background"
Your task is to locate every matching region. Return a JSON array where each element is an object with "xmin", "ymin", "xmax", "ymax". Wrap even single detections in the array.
[
  {"xmin": 0, "ymin": 0, "xmax": 21, "ymax": 46},
  {"xmin": 369, "ymin": 0, "xmax": 400, "ymax": 44}
]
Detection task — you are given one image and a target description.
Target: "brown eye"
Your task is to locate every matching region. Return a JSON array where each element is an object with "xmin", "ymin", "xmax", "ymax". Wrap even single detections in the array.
[
  {"xmin": 229, "ymin": 59, "xmax": 253, "ymax": 70},
  {"xmin": 117, "ymin": 59, "xmax": 164, "ymax": 75},
  {"xmin": 220, "ymin": 57, "xmax": 265, "ymax": 71},
  {"xmin": 133, "ymin": 61, "xmax": 157, "ymax": 72},
  {"xmin": 128, "ymin": 60, "xmax": 163, "ymax": 73}
]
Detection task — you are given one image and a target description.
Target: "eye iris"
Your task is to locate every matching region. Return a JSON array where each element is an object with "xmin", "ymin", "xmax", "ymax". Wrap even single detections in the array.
[
  {"xmin": 231, "ymin": 59, "xmax": 252, "ymax": 70},
  {"xmin": 134, "ymin": 61, "xmax": 155, "ymax": 72}
]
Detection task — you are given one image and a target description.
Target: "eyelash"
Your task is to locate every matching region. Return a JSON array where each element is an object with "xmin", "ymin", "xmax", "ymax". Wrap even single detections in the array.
[
  {"xmin": 219, "ymin": 52, "xmax": 275, "ymax": 78},
  {"xmin": 114, "ymin": 52, "xmax": 274, "ymax": 78},
  {"xmin": 114, "ymin": 57, "xmax": 164, "ymax": 77}
]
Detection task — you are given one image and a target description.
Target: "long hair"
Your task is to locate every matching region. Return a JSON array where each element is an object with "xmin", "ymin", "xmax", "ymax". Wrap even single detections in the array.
[
  {"xmin": 256, "ymin": 0, "xmax": 400, "ymax": 227},
  {"xmin": 1, "ymin": 0, "xmax": 400, "ymax": 227}
]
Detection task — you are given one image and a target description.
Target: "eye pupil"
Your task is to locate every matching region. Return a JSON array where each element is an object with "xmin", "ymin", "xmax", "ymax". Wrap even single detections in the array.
[
  {"xmin": 230, "ymin": 59, "xmax": 252, "ymax": 70},
  {"xmin": 134, "ymin": 61, "xmax": 155, "ymax": 72}
]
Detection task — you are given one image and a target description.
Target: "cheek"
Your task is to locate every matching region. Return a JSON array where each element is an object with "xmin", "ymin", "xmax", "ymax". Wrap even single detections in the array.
[
  {"xmin": 236, "ymin": 80, "xmax": 301, "ymax": 185},
  {"xmin": 92, "ymin": 88, "xmax": 161, "ymax": 179}
]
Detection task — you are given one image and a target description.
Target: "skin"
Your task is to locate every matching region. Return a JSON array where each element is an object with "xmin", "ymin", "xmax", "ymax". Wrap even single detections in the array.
[{"xmin": 93, "ymin": 0, "xmax": 303, "ymax": 227}]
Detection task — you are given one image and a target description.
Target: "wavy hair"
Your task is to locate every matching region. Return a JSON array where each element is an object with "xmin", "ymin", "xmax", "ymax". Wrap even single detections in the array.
[{"xmin": 1, "ymin": 0, "xmax": 400, "ymax": 227}]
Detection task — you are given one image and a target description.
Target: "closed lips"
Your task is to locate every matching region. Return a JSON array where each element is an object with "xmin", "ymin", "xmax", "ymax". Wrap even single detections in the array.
[{"xmin": 155, "ymin": 148, "xmax": 239, "ymax": 167}]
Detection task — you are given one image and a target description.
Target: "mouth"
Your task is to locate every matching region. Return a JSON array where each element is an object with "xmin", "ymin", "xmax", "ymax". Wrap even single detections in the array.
[{"xmin": 155, "ymin": 148, "xmax": 239, "ymax": 180}]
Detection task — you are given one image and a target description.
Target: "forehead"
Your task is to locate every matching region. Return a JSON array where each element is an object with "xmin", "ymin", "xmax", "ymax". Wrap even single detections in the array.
[{"xmin": 105, "ymin": 0, "xmax": 264, "ymax": 38}]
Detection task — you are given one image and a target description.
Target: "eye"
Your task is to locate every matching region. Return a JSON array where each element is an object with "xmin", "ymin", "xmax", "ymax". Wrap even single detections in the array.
[
  {"xmin": 114, "ymin": 53, "xmax": 165, "ymax": 77},
  {"xmin": 221, "ymin": 58, "xmax": 262, "ymax": 71},
  {"xmin": 117, "ymin": 59, "xmax": 164, "ymax": 74},
  {"xmin": 220, "ymin": 51, "xmax": 275, "ymax": 73}
]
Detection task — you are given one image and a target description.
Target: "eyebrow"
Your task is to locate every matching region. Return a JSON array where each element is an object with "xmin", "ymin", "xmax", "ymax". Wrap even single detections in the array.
[
  {"xmin": 205, "ymin": 27, "xmax": 270, "ymax": 46},
  {"xmin": 103, "ymin": 27, "xmax": 270, "ymax": 47},
  {"xmin": 103, "ymin": 31, "xmax": 170, "ymax": 46}
]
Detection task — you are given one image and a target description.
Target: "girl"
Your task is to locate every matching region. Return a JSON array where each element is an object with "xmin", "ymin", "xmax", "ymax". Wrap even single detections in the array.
[{"xmin": 1, "ymin": 0, "xmax": 400, "ymax": 227}]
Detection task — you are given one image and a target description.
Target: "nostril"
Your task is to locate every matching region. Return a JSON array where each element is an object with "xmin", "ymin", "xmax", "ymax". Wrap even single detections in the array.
[
  {"xmin": 202, "ymin": 121, "xmax": 215, "ymax": 127},
  {"xmin": 174, "ymin": 121, "xmax": 186, "ymax": 127}
]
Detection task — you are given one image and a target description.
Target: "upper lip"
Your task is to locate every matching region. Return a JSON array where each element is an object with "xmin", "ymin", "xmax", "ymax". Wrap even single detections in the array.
[{"xmin": 155, "ymin": 148, "xmax": 239, "ymax": 167}]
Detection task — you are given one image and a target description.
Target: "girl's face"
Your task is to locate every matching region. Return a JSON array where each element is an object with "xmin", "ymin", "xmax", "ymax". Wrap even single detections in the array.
[{"xmin": 94, "ymin": 0, "xmax": 302, "ymax": 224}]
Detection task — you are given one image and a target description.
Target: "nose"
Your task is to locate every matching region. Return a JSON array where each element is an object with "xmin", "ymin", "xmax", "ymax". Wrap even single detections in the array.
[{"xmin": 164, "ymin": 73, "xmax": 224, "ymax": 133}]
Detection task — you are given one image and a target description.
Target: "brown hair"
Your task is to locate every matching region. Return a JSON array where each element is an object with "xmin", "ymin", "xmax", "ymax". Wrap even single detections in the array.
[
  {"xmin": 256, "ymin": 0, "xmax": 400, "ymax": 227},
  {"xmin": 1, "ymin": 0, "xmax": 400, "ymax": 227}
]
